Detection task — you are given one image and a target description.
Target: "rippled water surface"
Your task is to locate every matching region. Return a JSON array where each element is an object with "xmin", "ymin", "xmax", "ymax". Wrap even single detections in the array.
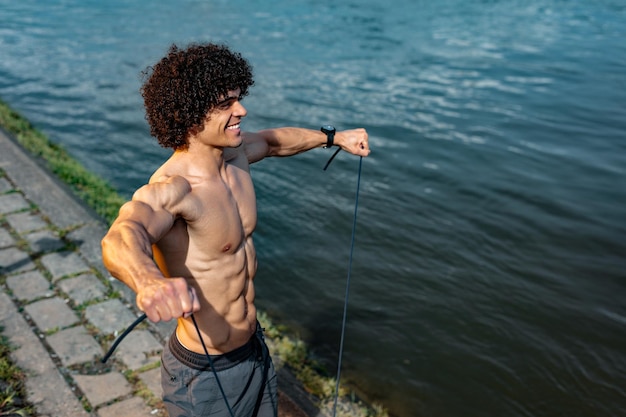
[{"xmin": 1, "ymin": 1, "xmax": 625, "ymax": 416}]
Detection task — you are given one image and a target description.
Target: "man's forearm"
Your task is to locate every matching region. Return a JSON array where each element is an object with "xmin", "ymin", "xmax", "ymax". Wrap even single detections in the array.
[
  {"xmin": 101, "ymin": 221, "xmax": 164, "ymax": 293},
  {"xmin": 259, "ymin": 127, "xmax": 370, "ymax": 156},
  {"xmin": 244, "ymin": 127, "xmax": 370, "ymax": 163},
  {"xmin": 257, "ymin": 127, "xmax": 327, "ymax": 157},
  {"xmin": 101, "ymin": 216, "xmax": 198, "ymax": 322}
]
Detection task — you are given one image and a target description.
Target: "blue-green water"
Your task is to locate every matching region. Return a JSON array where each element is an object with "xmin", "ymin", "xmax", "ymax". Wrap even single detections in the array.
[{"xmin": 1, "ymin": 1, "xmax": 625, "ymax": 416}]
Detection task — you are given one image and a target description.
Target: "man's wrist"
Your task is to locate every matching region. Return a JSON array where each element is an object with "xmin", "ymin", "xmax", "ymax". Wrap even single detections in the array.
[{"xmin": 321, "ymin": 125, "xmax": 336, "ymax": 148}]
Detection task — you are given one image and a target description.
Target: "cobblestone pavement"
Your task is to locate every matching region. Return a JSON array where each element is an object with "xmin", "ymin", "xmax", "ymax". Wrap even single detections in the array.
[
  {"xmin": 0, "ymin": 128, "xmax": 176, "ymax": 416},
  {"xmin": 0, "ymin": 129, "xmax": 314, "ymax": 417}
]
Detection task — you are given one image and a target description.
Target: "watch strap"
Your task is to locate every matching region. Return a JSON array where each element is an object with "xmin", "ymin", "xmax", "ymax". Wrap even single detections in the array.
[{"xmin": 321, "ymin": 126, "xmax": 335, "ymax": 148}]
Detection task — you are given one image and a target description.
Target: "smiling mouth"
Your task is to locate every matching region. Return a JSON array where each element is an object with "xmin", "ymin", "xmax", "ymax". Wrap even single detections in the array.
[{"xmin": 226, "ymin": 123, "xmax": 240, "ymax": 130}]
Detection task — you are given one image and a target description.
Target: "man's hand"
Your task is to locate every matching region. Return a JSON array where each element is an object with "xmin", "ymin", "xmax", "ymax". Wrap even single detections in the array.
[
  {"xmin": 136, "ymin": 277, "xmax": 201, "ymax": 322},
  {"xmin": 335, "ymin": 128, "xmax": 371, "ymax": 157}
]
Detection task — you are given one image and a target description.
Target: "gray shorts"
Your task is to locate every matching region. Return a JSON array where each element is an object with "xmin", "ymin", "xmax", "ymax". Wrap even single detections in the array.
[{"xmin": 161, "ymin": 325, "xmax": 277, "ymax": 417}]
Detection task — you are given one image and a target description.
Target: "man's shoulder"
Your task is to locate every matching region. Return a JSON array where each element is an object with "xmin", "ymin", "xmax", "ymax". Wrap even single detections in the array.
[
  {"xmin": 148, "ymin": 173, "xmax": 192, "ymax": 188},
  {"xmin": 224, "ymin": 143, "xmax": 253, "ymax": 170},
  {"xmin": 133, "ymin": 175, "xmax": 194, "ymax": 209}
]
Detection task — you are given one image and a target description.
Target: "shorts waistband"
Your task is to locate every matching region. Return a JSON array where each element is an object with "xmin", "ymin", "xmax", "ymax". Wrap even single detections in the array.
[{"xmin": 169, "ymin": 332, "xmax": 255, "ymax": 372}]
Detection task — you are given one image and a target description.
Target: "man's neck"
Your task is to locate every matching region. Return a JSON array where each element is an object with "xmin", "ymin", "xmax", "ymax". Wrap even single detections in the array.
[{"xmin": 176, "ymin": 142, "xmax": 227, "ymax": 173}]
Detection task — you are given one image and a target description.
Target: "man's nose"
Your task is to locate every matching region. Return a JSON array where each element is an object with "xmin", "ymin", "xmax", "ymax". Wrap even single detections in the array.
[{"xmin": 234, "ymin": 101, "xmax": 247, "ymax": 117}]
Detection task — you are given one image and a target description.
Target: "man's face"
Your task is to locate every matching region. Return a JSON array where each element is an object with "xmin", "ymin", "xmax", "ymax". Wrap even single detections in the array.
[{"xmin": 202, "ymin": 88, "xmax": 247, "ymax": 148}]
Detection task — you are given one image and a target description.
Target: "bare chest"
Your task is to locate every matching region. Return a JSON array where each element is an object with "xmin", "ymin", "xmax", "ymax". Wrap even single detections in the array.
[
  {"xmin": 192, "ymin": 174, "xmax": 256, "ymax": 250},
  {"xmin": 157, "ymin": 166, "xmax": 257, "ymax": 259}
]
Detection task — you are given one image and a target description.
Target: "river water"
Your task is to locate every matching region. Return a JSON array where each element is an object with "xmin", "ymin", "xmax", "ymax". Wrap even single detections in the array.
[{"xmin": 1, "ymin": 1, "xmax": 625, "ymax": 416}]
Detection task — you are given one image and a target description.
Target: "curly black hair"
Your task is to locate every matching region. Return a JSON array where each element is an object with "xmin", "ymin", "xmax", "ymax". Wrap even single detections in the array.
[{"xmin": 140, "ymin": 43, "xmax": 254, "ymax": 150}]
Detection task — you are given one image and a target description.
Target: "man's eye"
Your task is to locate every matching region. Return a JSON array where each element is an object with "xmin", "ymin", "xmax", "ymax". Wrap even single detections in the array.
[{"xmin": 217, "ymin": 97, "xmax": 237, "ymax": 110}]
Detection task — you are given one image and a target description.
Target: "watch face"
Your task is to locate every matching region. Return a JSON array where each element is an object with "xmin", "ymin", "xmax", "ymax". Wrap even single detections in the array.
[{"xmin": 322, "ymin": 125, "xmax": 335, "ymax": 132}]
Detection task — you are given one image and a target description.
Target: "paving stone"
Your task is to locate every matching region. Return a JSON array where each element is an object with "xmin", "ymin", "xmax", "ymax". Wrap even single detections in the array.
[
  {"xmin": 47, "ymin": 326, "xmax": 103, "ymax": 366},
  {"xmin": 73, "ymin": 372, "xmax": 132, "ymax": 407},
  {"xmin": 115, "ymin": 330, "xmax": 163, "ymax": 370},
  {"xmin": 109, "ymin": 276, "xmax": 139, "ymax": 310},
  {"xmin": 5, "ymin": 211, "xmax": 48, "ymax": 233},
  {"xmin": 0, "ymin": 293, "xmax": 65, "ymax": 417},
  {"xmin": 0, "ymin": 192, "xmax": 30, "ymax": 213},
  {"xmin": 0, "ymin": 227, "xmax": 14, "ymax": 248},
  {"xmin": 25, "ymin": 368, "xmax": 90, "ymax": 417},
  {"xmin": 13, "ymin": 337, "xmax": 56, "ymax": 375},
  {"xmin": 0, "ymin": 292, "xmax": 17, "ymax": 328},
  {"xmin": 0, "ymin": 177, "xmax": 13, "ymax": 193},
  {"xmin": 66, "ymin": 222, "xmax": 108, "ymax": 275},
  {"xmin": 0, "ymin": 292, "xmax": 53, "ymax": 375},
  {"xmin": 58, "ymin": 273, "xmax": 107, "ymax": 305},
  {"xmin": 138, "ymin": 367, "xmax": 162, "ymax": 399},
  {"xmin": 40, "ymin": 250, "xmax": 90, "ymax": 281},
  {"xmin": 24, "ymin": 297, "xmax": 79, "ymax": 332},
  {"xmin": 84, "ymin": 298, "xmax": 138, "ymax": 334},
  {"xmin": 0, "ymin": 246, "xmax": 36, "ymax": 274},
  {"xmin": 24, "ymin": 229, "xmax": 65, "ymax": 253},
  {"xmin": 6, "ymin": 270, "xmax": 53, "ymax": 302},
  {"xmin": 97, "ymin": 396, "xmax": 153, "ymax": 417}
]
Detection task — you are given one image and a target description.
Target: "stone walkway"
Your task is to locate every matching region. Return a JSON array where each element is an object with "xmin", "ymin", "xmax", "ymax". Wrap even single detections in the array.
[
  {"xmin": 0, "ymin": 128, "xmax": 174, "ymax": 416},
  {"xmin": 0, "ymin": 129, "xmax": 317, "ymax": 417}
]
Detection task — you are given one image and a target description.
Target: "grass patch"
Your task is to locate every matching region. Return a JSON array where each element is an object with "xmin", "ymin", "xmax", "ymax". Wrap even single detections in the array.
[
  {"xmin": 0, "ymin": 329, "xmax": 35, "ymax": 416},
  {"xmin": 258, "ymin": 312, "xmax": 389, "ymax": 417},
  {"xmin": 0, "ymin": 99, "xmax": 125, "ymax": 225}
]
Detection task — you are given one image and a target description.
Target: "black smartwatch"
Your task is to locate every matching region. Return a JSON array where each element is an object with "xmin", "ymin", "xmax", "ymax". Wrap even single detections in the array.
[{"xmin": 321, "ymin": 125, "xmax": 336, "ymax": 148}]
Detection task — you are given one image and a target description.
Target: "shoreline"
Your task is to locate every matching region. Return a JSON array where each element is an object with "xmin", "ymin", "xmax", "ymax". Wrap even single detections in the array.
[{"xmin": 0, "ymin": 98, "xmax": 388, "ymax": 417}]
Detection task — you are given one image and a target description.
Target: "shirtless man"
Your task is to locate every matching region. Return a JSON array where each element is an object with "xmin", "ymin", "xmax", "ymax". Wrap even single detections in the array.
[{"xmin": 101, "ymin": 43, "xmax": 370, "ymax": 417}]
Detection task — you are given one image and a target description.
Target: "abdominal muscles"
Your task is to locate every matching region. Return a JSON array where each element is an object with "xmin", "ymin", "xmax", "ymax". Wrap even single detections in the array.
[{"xmin": 171, "ymin": 234, "xmax": 258, "ymax": 353}]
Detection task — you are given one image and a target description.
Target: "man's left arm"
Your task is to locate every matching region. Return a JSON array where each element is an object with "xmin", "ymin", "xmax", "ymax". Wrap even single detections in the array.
[{"xmin": 242, "ymin": 127, "xmax": 370, "ymax": 164}]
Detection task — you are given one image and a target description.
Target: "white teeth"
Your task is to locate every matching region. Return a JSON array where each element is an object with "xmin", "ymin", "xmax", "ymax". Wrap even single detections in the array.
[{"xmin": 227, "ymin": 123, "xmax": 240, "ymax": 130}]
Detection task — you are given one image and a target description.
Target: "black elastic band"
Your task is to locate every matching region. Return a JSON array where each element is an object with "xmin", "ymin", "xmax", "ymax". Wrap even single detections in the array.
[
  {"xmin": 323, "ymin": 147, "xmax": 342, "ymax": 171},
  {"xmin": 191, "ymin": 314, "xmax": 235, "ymax": 417},
  {"xmin": 332, "ymin": 156, "xmax": 363, "ymax": 417},
  {"xmin": 101, "ymin": 313, "xmax": 147, "ymax": 363}
]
